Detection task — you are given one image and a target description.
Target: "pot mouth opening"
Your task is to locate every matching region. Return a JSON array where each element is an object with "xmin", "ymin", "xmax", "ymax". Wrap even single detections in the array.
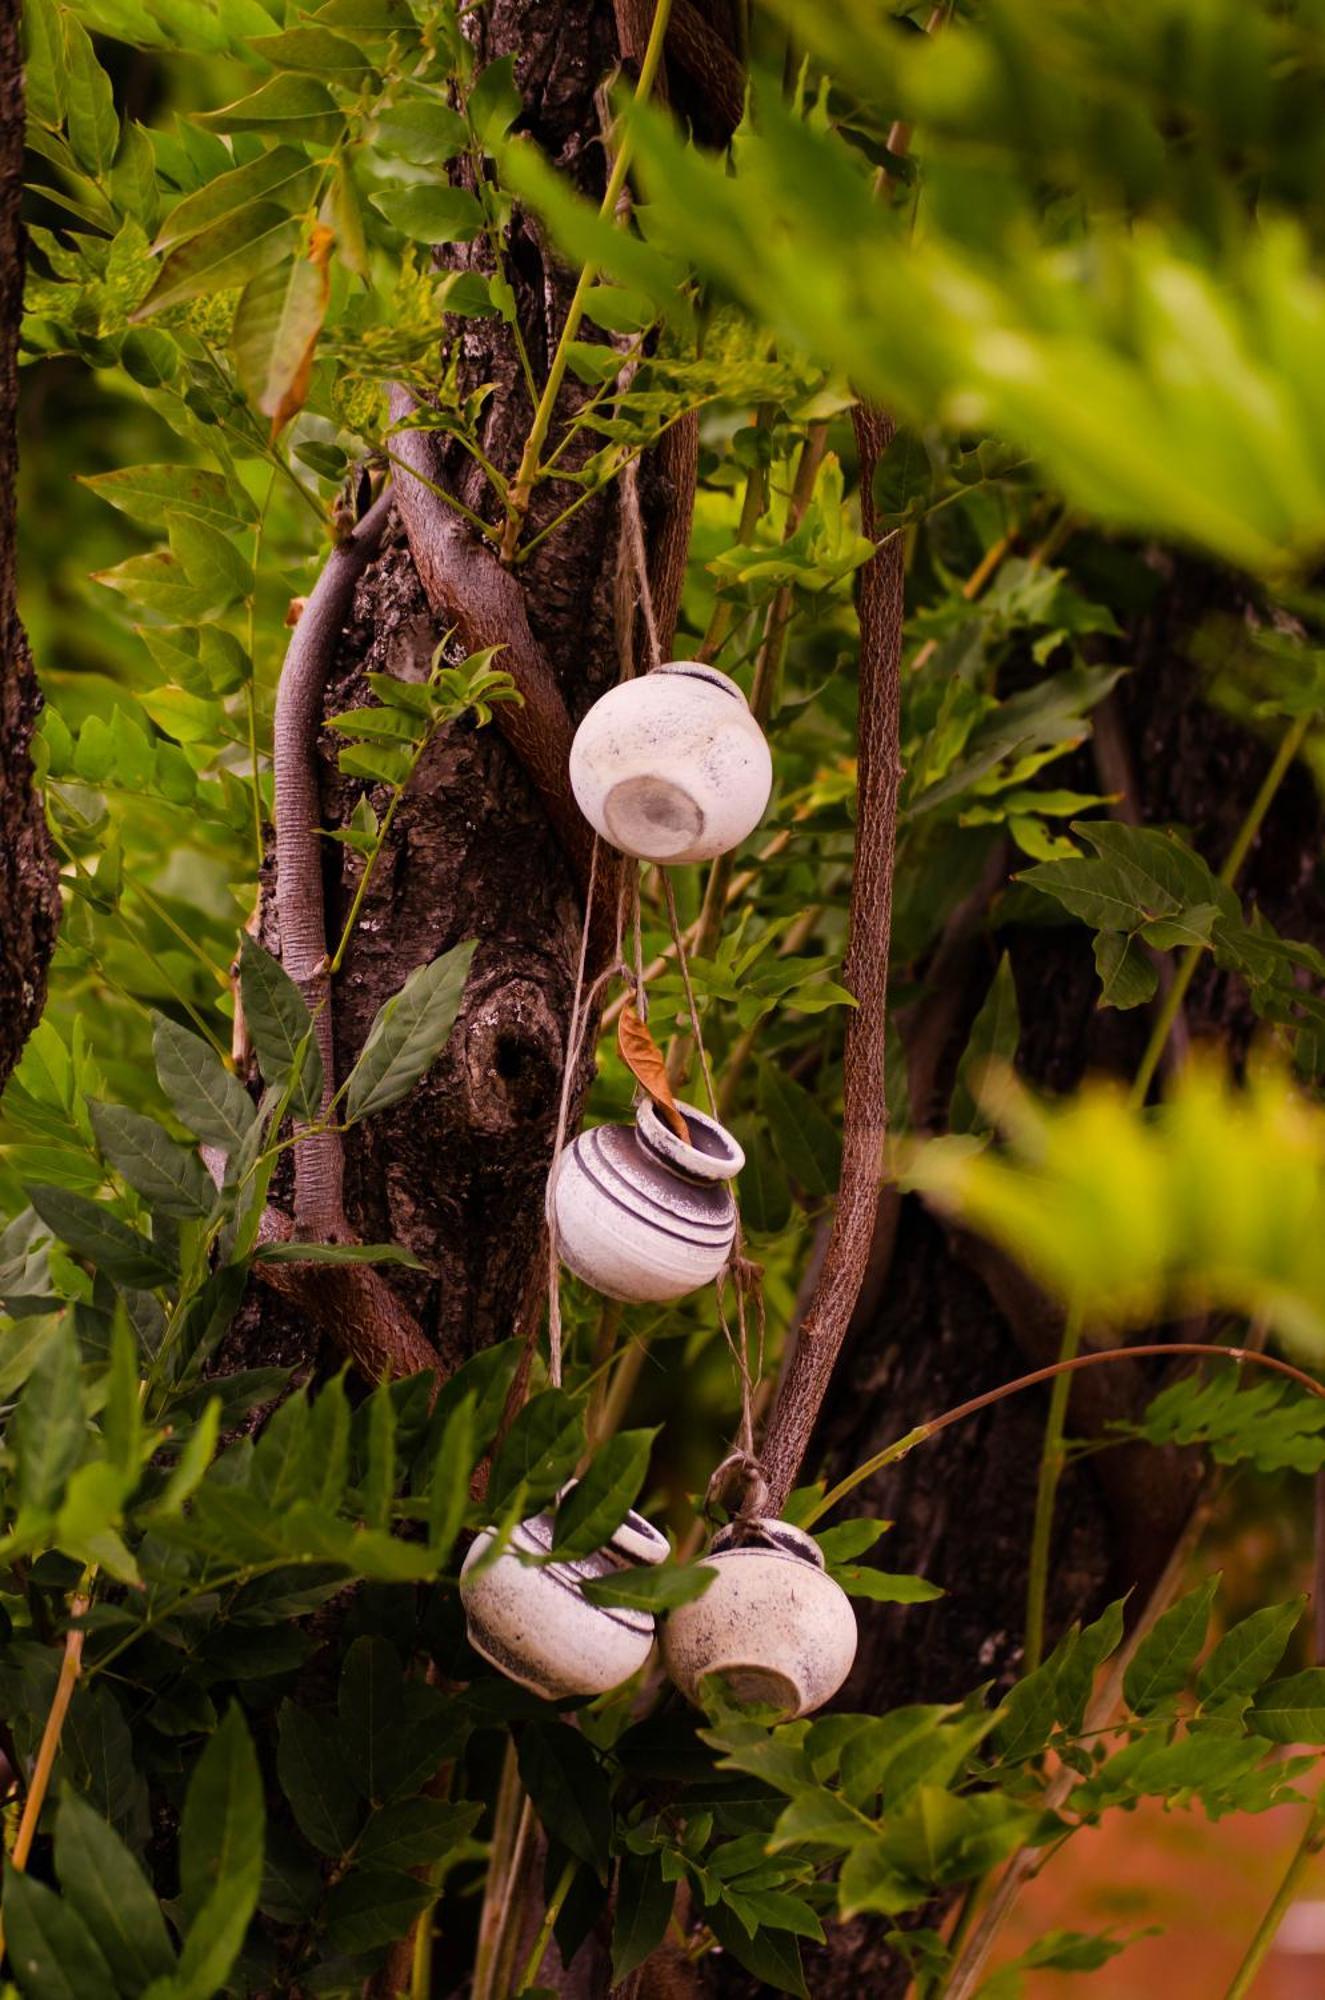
[
  {"xmin": 651, "ymin": 660, "xmax": 748, "ymax": 707},
  {"xmin": 635, "ymin": 1098, "xmax": 746, "ymax": 1182},
  {"xmin": 710, "ymin": 1517, "xmax": 825, "ymax": 1569}
]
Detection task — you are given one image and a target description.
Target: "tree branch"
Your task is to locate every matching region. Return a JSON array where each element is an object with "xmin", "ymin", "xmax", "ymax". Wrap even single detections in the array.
[
  {"xmin": 760, "ymin": 405, "xmax": 906, "ymax": 1510},
  {"xmin": 275, "ymin": 485, "xmax": 395, "ymax": 1243},
  {"xmin": 388, "ymin": 389, "xmax": 592, "ymax": 892}
]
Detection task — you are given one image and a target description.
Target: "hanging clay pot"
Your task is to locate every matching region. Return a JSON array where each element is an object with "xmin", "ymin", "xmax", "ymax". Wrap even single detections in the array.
[
  {"xmin": 551, "ymin": 1097, "xmax": 744, "ymax": 1303},
  {"xmin": 661, "ymin": 1517, "xmax": 858, "ymax": 1719},
  {"xmin": 460, "ymin": 1493, "xmax": 670, "ymax": 1700},
  {"xmin": 568, "ymin": 663, "xmax": 773, "ymax": 864}
]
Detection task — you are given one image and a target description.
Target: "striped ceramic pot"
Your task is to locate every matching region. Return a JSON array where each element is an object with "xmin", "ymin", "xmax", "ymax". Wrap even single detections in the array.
[
  {"xmin": 460, "ymin": 1497, "xmax": 670, "ymax": 1700},
  {"xmin": 568, "ymin": 662, "xmax": 773, "ymax": 864},
  {"xmin": 551, "ymin": 1097, "xmax": 744, "ymax": 1303},
  {"xmin": 661, "ymin": 1517, "xmax": 858, "ymax": 1719}
]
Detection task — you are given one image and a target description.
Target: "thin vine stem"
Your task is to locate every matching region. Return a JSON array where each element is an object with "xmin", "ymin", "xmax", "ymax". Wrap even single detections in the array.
[
  {"xmin": 499, "ymin": 0, "xmax": 675, "ymax": 561},
  {"xmin": 800, "ymin": 1342, "xmax": 1325, "ymax": 1528},
  {"xmin": 1022, "ymin": 1298, "xmax": 1083, "ymax": 1674},
  {"xmin": 1130, "ymin": 709, "xmax": 1311, "ymax": 1108},
  {"xmin": 0, "ymin": 1565, "xmax": 95, "ymax": 1962},
  {"xmin": 516, "ymin": 1856, "xmax": 577, "ymax": 1992},
  {"xmin": 1222, "ymin": 1787, "xmax": 1325, "ymax": 2000}
]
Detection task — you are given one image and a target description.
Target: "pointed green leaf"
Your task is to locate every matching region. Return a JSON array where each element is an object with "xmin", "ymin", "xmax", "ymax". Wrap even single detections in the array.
[
  {"xmin": 1123, "ymin": 1574, "xmax": 1219, "ymax": 1714},
  {"xmin": 344, "ymin": 940, "xmax": 476, "ymax": 1123},
  {"xmin": 89, "ymin": 1103, "xmax": 215, "ymax": 1219},
  {"xmin": 552, "ymin": 1428, "xmax": 657, "ymax": 1558},
  {"xmin": 54, "ymin": 1792, "xmax": 176, "ymax": 1992},
  {"xmin": 3, "ymin": 1870, "xmax": 117, "ymax": 2000},
  {"xmin": 134, "ymin": 204, "xmax": 301, "ymax": 320},
  {"xmin": 276, "ymin": 1700, "xmax": 363, "ymax": 1857}
]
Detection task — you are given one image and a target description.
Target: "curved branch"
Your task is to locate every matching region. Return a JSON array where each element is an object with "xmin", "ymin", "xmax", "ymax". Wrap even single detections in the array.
[
  {"xmin": 388, "ymin": 389, "xmax": 592, "ymax": 892},
  {"xmin": 268, "ymin": 485, "xmax": 444, "ymax": 1381},
  {"xmin": 760, "ymin": 405, "xmax": 906, "ymax": 1510},
  {"xmin": 275, "ymin": 484, "xmax": 395, "ymax": 1241}
]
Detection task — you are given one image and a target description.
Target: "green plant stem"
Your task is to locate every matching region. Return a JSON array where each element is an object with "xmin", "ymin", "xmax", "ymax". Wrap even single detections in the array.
[
  {"xmin": 244, "ymin": 468, "xmax": 277, "ymax": 874},
  {"xmin": 1023, "ymin": 1299, "xmax": 1083, "ymax": 1674},
  {"xmin": 1130, "ymin": 710, "xmax": 1311, "ymax": 1109},
  {"xmin": 499, "ymin": 0, "xmax": 674, "ymax": 561},
  {"xmin": 516, "ymin": 1856, "xmax": 577, "ymax": 1993},
  {"xmin": 328, "ymin": 785, "xmax": 404, "ymax": 976},
  {"xmin": 1223, "ymin": 1787, "xmax": 1325, "ymax": 2000},
  {"xmin": 799, "ymin": 1340, "xmax": 1324, "ymax": 1528}
]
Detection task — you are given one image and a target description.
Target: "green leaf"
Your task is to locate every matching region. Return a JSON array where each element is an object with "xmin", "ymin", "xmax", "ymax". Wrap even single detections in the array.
[
  {"xmin": 250, "ymin": 25, "xmax": 377, "ymax": 78},
  {"xmin": 1250, "ymin": 1669, "xmax": 1325, "ymax": 1744},
  {"xmin": 252, "ymin": 1239, "xmax": 426, "ymax": 1268},
  {"xmin": 581, "ymin": 1561, "xmax": 716, "ymax": 1611},
  {"xmin": 706, "ymin": 1901, "xmax": 808, "ymax": 1998},
  {"xmin": 80, "ymin": 465, "xmax": 255, "ymax": 534},
  {"xmin": 815, "ymin": 1518, "xmax": 891, "ymax": 1566},
  {"xmin": 371, "ymin": 99, "xmax": 467, "ymax": 164},
  {"xmin": 167, "ymin": 510, "xmax": 252, "ymax": 607},
  {"xmin": 427, "ymin": 1390, "xmax": 476, "ymax": 1561},
  {"xmin": 233, "ymin": 248, "xmax": 329, "ymax": 432},
  {"xmin": 64, "ymin": 18, "xmax": 118, "ymax": 178},
  {"xmin": 1123, "ymin": 1574, "xmax": 1220, "ymax": 1715},
  {"xmin": 89, "ymin": 1102, "xmax": 215, "ymax": 1219},
  {"xmin": 23, "ymin": 0, "xmax": 67, "ymax": 130},
  {"xmin": 758, "ymin": 1061, "xmax": 841, "ymax": 1198},
  {"xmin": 356, "ymin": 1798, "xmax": 482, "ymax": 1871},
  {"xmin": 871, "ymin": 426, "xmax": 932, "ymax": 526},
  {"xmin": 238, "ymin": 936, "xmax": 322, "ymax": 1112},
  {"xmin": 195, "ymin": 76, "xmax": 346, "ymax": 144},
  {"xmin": 1198, "ymin": 1599, "xmax": 1305, "ymax": 1710},
  {"xmin": 14, "ymin": 1318, "xmax": 84, "ymax": 1513},
  {"xmin": 832, "ymin": 1565, "xmax": 943, "ymax": 1603},
  {"xmin": 54, "ymin": 1791, "xmax": 176, "ymax": 1993},
  {"xmin": 949, "ymin": 953, "xmax": 1020, "ymax": 1134},
  {"xmin": 732, "ymin": 1113, "xmax": 792, "ymax": 1233},
  {"xmin": 156, "ymin": 1400, "xmax": 221, "ymax": 1514},
  {"xmin": 134, "ymin": 204, "xmax": 301, "ymax": 319},
  {"xmin": 276, "ymin": 1700, "xmax": 363, "ymax": 1857},
  {"xmin": 552, "ymin": 1429, "xmax": 657, "ymax": 1557},
  {"xmin": 27, "ymin": 1185, "xmax": 174, "ymax": 1288},
  {"xmin": 612, "ymin": 1849, "xmax": 676, "ymax": 1984},
  {"xmin": 336, "ymin": 741, "xmax": 416, "ymax": 786},
  {"xmin": 324, "ymin": 1866, "xmax": 436, "ymax": 1956},
  {"xmin": 344, "ymin": 941, "xmax": 476, "ymax": 1122},
  {"xmin": 486, "ymin": 1387, "xmax": 587, "ymax": 1514},
  {"xmin": 1093, "ymin": 930, "xmax": 1158, "ymax": 1009},
  {"xmin": 3, "ymin": 1870, "xmax": 117, "ymax": 2000},
  {"xmin": 180, "ymin": 1705, "xmax": 265, "ymax": 1926},
  {"xmin": 370, "ymin": 184, "xmax": 485, "ymax": 244},
  {"xmin": 468, "ymin": 55, "xmax": 521, "ymax": 148},
  {"xmin": 517, "ymin": 1723, "xmax": 613, "ymax": 1876},
  {"xmin": 151, "ymin": 147, "xmax": 318, "ymax": 254}
]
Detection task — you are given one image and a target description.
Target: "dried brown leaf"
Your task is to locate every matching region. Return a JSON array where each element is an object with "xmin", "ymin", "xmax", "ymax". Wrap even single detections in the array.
[{"xmin": 618, "ymin": 1004, "xmax": 687, "ymax": 1140}]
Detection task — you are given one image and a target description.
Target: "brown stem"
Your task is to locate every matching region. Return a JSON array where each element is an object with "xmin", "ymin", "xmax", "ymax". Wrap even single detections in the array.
[
  {"xmin": 760, "ymin": 405, "xmax": 906, "ymax": 1510},
  {"xmin": 388, "ymin": 389, "xmax": 591, "ymax": 891},
  {"xmin": 0, "ymin": 1577, "xmax": 92, "ymax": 1961},
  {"xmin": 274, "ymin": 485, "xmax": 395, "ymax": 1243}
]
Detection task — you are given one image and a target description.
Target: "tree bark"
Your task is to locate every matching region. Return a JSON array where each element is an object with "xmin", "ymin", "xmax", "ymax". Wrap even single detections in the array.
[
  {"xmin": 0, "ymin": 1, "xmax": 60, "ymax": 1091},
  {"xmin": 244, "ymin": 0, "xmax": 702, "ymax": 1375},
  {"xmin": 728, "ymin": 559, "xmax": 1325, "ymax": 1998}
]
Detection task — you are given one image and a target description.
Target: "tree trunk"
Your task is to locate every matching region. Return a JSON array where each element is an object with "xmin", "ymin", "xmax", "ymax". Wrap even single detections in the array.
[
  {"xmin": 732, "ymin": 560, "xmax": 1325, "ymax": 1999},
  {"xmin": 243, "ymin": 4, "xmax": 704, "ymax": 1370},
  {"xmin": 0, "ymin": 1, "xmax": 60, "ymax": 1091}
]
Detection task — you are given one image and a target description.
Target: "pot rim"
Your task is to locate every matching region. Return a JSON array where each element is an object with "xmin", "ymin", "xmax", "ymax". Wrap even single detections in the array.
[
  {"xmin": 635, "ymin": 1098, "xmax": 746, "ymax": 1183},
  {"xmin": 708, "ymin": 1517, "xmax": 826, "ymax": 1569},
  {"xmin": 650, "ymin": 660, "xmax": 749, "ymax": 707}
]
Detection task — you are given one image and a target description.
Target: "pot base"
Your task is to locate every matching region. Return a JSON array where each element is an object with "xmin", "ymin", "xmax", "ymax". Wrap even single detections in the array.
[{"xmin": 604, "ymin": 774, "xmax": 704, "ymax": 860}]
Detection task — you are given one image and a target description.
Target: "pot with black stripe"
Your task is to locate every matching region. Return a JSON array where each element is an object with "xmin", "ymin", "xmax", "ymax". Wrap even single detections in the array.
[
  {"xmin": 568, "ymin": 661, "xmax": 773, "ymax": 864},
  {"xmin": 550, "ymin": 1097, "xmax": 744, "ymax": 1303},
  {"xmin": 661, "ymin": 1517, "xmax": 858, "ymax": 1719},
  {"xmin": 459, "ymin": 1495, "xmax": 670, "ymax": 1700}
]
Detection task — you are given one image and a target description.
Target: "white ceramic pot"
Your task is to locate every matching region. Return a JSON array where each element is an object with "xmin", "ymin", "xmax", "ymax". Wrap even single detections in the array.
[
  {"xmin": 661, "ymin": 1517, "xmax": 858, "ymax": 1719},
  {"xmin": 568, "ymin": 663, "xmax": 773, "ymax": 864},
  {"xmin": 550, "ymin": 1098, "xmax": 744, "ymax": 1303},
  {"xmin": 460, "ymin": 1496, "xmax": 670, "ymax": 1700}
]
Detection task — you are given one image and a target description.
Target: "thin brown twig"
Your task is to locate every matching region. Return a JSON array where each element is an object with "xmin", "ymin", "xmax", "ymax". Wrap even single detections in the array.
[{"xmin": 759, "ymin": 405, "xmax": 907, "ymax": 1510}]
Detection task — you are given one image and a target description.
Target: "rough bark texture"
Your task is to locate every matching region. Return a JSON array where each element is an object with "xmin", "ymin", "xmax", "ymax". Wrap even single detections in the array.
[
  {"xmin": 726, "ymin": 560, "xmax": 1325, "ymax": 1999},
  {"xmin": 0, "ymin": 3, "xmax": 59, "ymax": 1091},
  {"xmin": 247, "ymin": 1, "xmax": 701, "ymax": 1375}
]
